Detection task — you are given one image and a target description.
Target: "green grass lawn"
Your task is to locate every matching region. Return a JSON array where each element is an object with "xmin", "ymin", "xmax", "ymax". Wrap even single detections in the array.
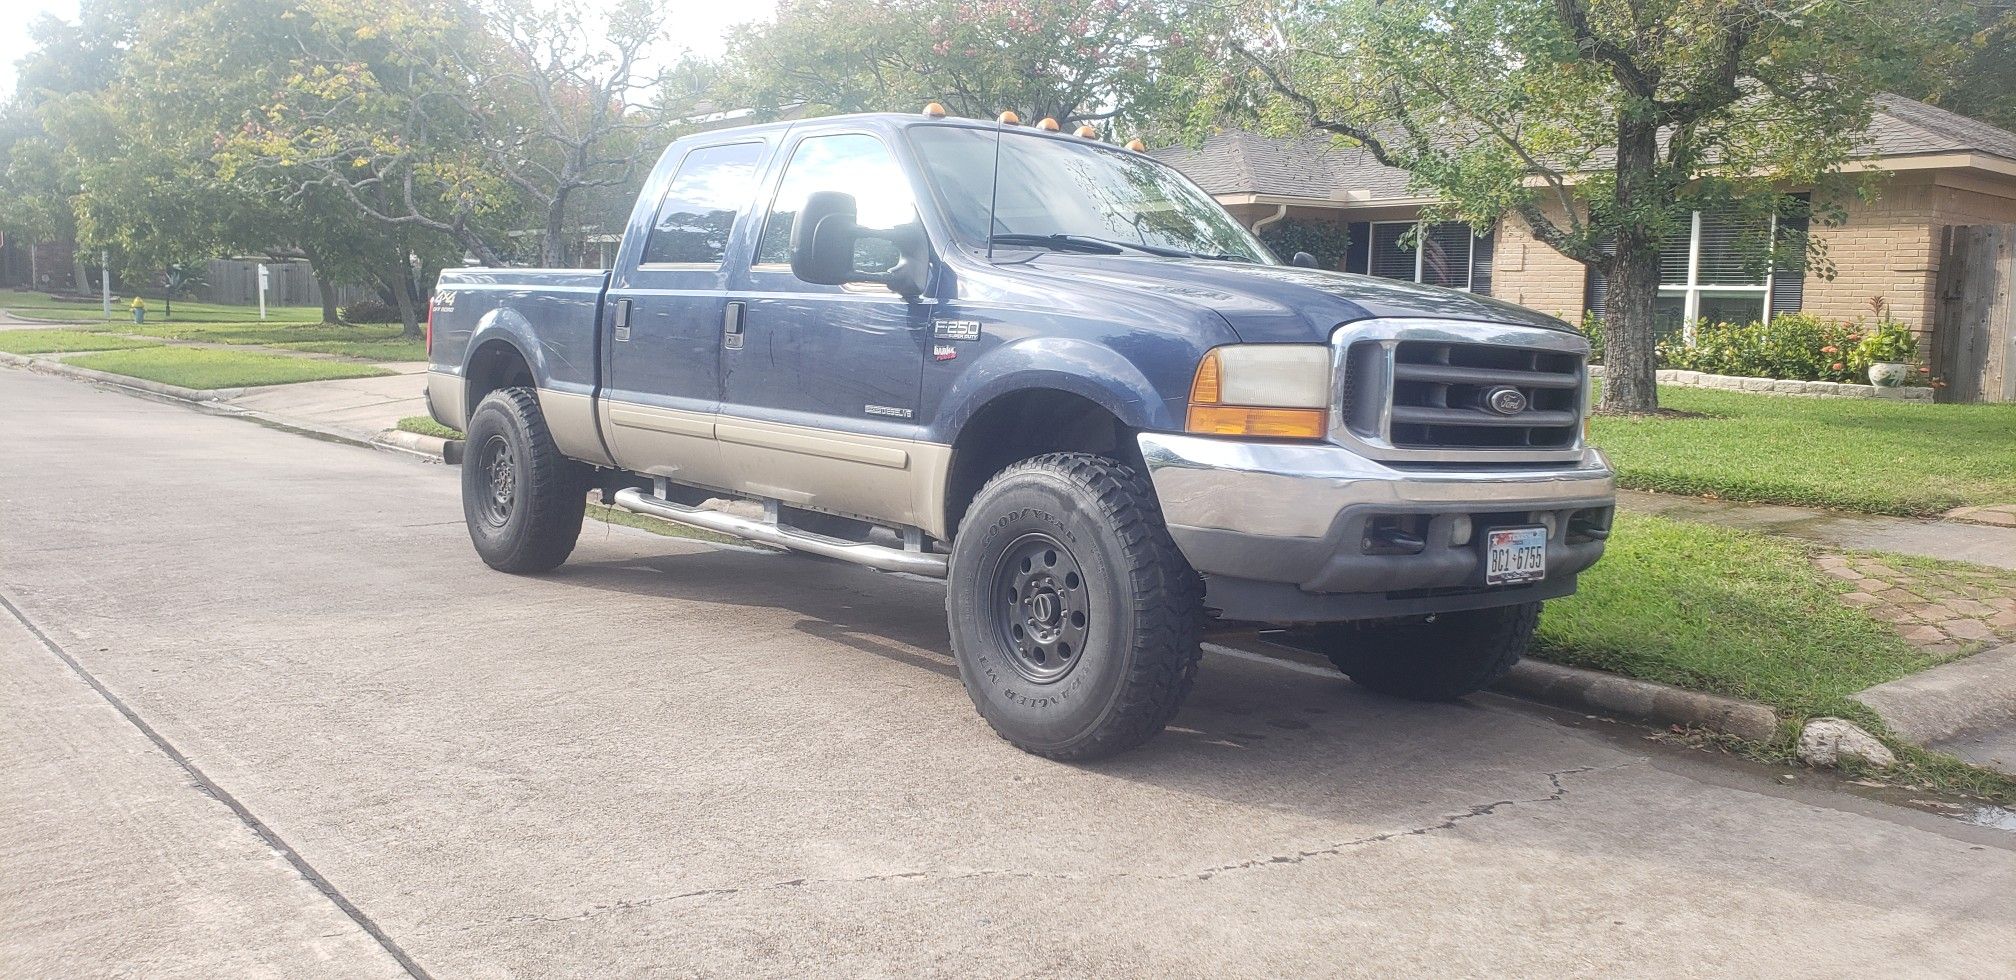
[
  {"xmin": 396, "ymin": 415, "xmax": 462, "ymax": 439},
  {"xmin": 273, "ymin": 338, "xmax": 427, "ymax": 362},
  {"xmin": 1535, "ymin": 511, "xmax": 1950, "ymax": 718},
  {"xmin": 64, "ymin": 347, "xmax": 393, "ymax": 389},
  {"xmin": 0, "ymin": 288, "xmax": 320, "ymax": 323},
  {"xmin": 0, "ymin": 329, "xmax": 162, "ymax": 355},
  {"xmin": 1593, "ymin": 387, "xmax": 2016, "ymax": 516}
]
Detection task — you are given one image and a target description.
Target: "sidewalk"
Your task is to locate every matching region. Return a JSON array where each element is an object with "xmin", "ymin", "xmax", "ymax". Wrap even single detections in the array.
[{"xmin": 1619, "ymin": 489, "xmax": 2016, "ymax": 571}]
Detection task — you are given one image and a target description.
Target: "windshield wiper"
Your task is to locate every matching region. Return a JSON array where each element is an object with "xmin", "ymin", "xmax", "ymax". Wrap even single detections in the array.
[
  {"xmin": 988, "ymin": 233, "xmax": 1127, "ymax": 254},
  {"xmin": 989, "ymin": 233, "xmax": 1252, "ymax": 262}
]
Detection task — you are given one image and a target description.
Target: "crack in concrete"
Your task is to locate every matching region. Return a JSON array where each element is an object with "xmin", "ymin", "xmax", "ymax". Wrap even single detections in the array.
[{"xmin": 502, "ymin": 764, "xmax": 1621, "ymax": 926}]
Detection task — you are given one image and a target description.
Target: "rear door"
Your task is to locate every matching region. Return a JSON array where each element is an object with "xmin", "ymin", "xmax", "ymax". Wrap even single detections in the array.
[
  {"xmin": 601, "ymin": 139, "xmax": 767, "ymax": 487},
  {"xmin": 719, "ymin": 130, "xmax": 934, "ymax": 525}
]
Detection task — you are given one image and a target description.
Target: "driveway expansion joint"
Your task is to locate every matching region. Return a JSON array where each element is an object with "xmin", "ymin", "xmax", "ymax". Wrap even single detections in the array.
[{"xmin": 0, "ymin": 590, "xmax": 434, "ymax": 980}]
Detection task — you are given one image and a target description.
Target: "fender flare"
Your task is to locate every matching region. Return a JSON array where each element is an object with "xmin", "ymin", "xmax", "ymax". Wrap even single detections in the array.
[
  {"xmin": 461, "ymin": 307, "xmax": 551, "ymax": 405},
  {"xmin": 932, "ymin": 337, "xmax": 1181, "ymax": 443}
]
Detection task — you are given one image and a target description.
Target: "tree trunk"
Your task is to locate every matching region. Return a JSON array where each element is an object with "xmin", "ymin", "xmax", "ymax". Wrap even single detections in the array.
[
  {"xmin": 1600, "ymin": 117, "xmax": 1664, "ymax": 413},
  {"xmin": 386, "ymin": 255, "xmax": 422, "ymax": 340},
  {"xmin": 543, "ymin": 195, "xmax": 567, "ymax": 268},
  {"xmin": 317, "ymin": 273, "xmax": 341, "ymax": 324}
]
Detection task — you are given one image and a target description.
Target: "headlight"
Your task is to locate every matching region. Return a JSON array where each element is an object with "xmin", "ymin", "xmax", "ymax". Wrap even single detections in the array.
[{"xmin": 1185, "ymin": 344, "xmax": 1331, "ymax": 439}]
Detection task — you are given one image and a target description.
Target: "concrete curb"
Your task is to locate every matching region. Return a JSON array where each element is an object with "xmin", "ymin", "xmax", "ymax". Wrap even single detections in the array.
[
  {"xmin": 1496, "ymin": 659, "xmax": 1782, "ymax": 741},
  {"xmin": 370, "ymin": 428, "xmax": 451, "ymax": 459},
  {"xmin": 1853, "ymin": 643, "xmax": 2016, "ymax": 745}
]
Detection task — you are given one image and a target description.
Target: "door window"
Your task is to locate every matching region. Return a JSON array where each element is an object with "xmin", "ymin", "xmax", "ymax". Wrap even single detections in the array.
[
  {"xmin": 640, "ymin": 141, "xmax": 764, "ymax": 266},
  {"xmin": 754, "ymin": 134, "xmax": 919, "ymax": 271}
]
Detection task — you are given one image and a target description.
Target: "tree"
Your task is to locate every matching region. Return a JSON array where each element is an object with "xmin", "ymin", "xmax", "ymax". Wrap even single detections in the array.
[
  {"xmin": 1204, "ymin": 0, "xmax": 1925, "ymax": 412},
  {"xmin": 1898, "ymin": 1, "xmax": 2016, "ymax": 131},
  {"xmin": 722, "ymin": 0, "xmax": 1194, "ymax": 128},
  {"xmin": 449, "ymin": 0, "xmax": 668, "ymax": 267}
]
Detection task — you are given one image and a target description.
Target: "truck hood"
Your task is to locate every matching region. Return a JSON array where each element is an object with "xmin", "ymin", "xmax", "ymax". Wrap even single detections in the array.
[{"xmin": 1017, "ymin": 254, "xmax": 1572, "ymax": 343}]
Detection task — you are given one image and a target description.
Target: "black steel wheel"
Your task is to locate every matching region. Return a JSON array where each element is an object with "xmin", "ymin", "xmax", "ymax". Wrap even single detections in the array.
[
  {"xmin": 991, "ymin": 532, "xmax": 1092, "ymax": 683},
  {"xmin": 475, "ymin": 434, "xmax": 517, "ymax": 527}
]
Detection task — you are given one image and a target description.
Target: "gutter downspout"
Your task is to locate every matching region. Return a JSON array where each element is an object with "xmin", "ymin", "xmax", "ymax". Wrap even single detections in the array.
[{"xmin": 1249, "ymin": 203, "xmax": 1289, "ymax": 235}]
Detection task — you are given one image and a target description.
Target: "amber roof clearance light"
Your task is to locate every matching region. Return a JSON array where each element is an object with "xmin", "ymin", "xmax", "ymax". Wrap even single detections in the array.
[
  {"xmin": 997, "ymin": 110, "xmax": 1021, "ymax": 125},
  {"xmin": 922, "ymin": 102, "xmax": 947, "ymax": 118}
]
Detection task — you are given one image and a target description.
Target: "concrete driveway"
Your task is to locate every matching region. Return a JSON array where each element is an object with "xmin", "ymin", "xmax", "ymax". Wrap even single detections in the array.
[{"xmin": 3, "ymin": 367, "xmax": 2013, "ymax": 978}]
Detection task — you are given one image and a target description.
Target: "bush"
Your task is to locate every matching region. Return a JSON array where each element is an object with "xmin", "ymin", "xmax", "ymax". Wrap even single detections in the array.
[
  {"xmin": 1660, "ymin": 313, "xmax": 1865, "ymax": 383},
  {"xmin": 1257, "ymin": 220, "xmax": 1353, "ymax": 270},
  {"xmin": 1577, "ymin": 311, "xmax": 1605, "ymax": 364},
  {"xmin": 340, "ymin": 299, "xmax": 400, "ymax": 323}
]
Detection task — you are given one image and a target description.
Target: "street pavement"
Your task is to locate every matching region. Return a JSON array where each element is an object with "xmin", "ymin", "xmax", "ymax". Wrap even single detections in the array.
[{"xmin": 3, "ymin": 366, "xmax": 2014, "ymax": 978}]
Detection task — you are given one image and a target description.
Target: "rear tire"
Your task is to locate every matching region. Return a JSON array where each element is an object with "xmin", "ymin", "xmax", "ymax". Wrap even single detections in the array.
[
  {"xmin": 462, "ymin": 387, "xmax": 589, "ymax": 573},
  {"xmin": 946, "ymin": 453, "xmax": 1203, "ymax": 760},
  {"xmin": 1299, "ymin": 602, "xmax": 1540, "ymax": 700}
]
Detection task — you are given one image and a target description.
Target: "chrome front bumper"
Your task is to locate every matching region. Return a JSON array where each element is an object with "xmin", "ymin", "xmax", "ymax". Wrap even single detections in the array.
[{"xmin": 1138, "ymin": 432, "xmax": 1615, "ymax": 619}]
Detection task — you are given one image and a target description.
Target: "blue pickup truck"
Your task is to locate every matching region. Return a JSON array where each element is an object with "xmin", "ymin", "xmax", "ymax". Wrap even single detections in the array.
[{"xmin": 425, "ymin": 109, "xmax": 1615, "ymax": 759}]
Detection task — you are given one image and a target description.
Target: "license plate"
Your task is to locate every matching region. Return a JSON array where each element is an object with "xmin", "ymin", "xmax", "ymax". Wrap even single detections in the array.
[{"xmin": 1485, "ymin": 526, "xmax": 1548, "ymax": 586}]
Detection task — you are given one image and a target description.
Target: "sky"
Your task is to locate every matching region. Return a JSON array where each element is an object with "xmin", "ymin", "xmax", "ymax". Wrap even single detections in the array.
[{"xmin": 0, "ymin": 0, "xmax": 776, "ymax": 101}]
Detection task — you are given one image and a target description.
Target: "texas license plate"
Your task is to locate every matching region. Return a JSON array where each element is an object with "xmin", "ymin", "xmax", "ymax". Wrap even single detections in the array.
[{"xmin": 1485, "ymin": 526, "xmax": 1548, "ymax": 585}]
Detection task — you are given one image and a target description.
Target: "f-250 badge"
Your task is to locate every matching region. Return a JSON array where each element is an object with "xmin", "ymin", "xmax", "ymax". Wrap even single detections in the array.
[{"xmin": 932, "ymin": 318, "xmax": 981, "ymax": 341}]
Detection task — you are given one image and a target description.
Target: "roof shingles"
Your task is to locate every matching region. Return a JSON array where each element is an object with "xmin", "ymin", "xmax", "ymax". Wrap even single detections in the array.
[{"xmin": 1159, "ymin": 94, "xmax": 2016, "ymax": 203}]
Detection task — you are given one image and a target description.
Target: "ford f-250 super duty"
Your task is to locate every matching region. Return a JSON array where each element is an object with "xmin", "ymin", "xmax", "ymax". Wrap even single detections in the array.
[{"xmin": 425, "ymin": 109, "xmax": 1615, "ymax": 760}]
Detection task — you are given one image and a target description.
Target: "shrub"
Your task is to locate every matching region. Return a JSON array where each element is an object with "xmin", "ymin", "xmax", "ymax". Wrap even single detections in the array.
[
  {"xmin": 1257, "ymin": 219, "xmax": 1353, "ymax": 269},
  {"xmin": 1660, "ymin": 313, "xmax": 1864, "ymax": 383},
  {"xmin": 1577, "ymin": 311, "xmax": 1605, "ymax": 364},
  {"xmin": 340, "ymin": 299, "xmax": 400, "ymax": 323}
]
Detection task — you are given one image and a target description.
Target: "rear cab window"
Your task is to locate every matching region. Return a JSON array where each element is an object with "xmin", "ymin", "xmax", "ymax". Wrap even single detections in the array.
[{"xmin": 641, "ymin": 141, "xmax": 765, "ymax": 267}]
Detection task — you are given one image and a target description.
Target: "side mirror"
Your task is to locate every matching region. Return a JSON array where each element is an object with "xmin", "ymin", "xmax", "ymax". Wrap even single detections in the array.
[
  {"xmin": 789, "ymin": 190, "xmax": 929, "ymax": 299},
  {"xmin": 1291, "ymin": 251, "xmax": 1320, "ymax": 269}
]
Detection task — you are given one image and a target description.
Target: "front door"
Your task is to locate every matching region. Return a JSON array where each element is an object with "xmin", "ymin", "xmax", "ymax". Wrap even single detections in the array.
[
  {"xmin": 601, "ymin": 139, "xmax": 766, "ymax": 488},
  {"xmin": 721, "ymin": 130, "xmax": 932, "ymax": 525}
]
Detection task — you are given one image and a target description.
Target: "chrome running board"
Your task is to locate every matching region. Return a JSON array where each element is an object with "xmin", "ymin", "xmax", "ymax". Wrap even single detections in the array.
[{"xmin": 611, "ymin": 487, "xmax": 948, "ymax": 578}]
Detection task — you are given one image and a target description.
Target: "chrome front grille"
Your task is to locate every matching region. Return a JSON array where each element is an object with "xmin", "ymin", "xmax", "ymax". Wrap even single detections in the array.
[{"xmin": 1331, "ymin": 319, "xmax": 1590, "ymax": 464}]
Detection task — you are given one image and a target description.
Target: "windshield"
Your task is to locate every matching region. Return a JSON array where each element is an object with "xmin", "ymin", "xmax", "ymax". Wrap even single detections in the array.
[{"xmin": 908, "ymin": 126, "xmax": 1275, "ymax": 264}]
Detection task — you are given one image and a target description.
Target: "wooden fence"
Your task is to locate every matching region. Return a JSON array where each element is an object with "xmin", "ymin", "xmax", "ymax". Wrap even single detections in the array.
[{"xmin": 1934, "ymin": 224, "xmax": 2016, "ymax": 403}]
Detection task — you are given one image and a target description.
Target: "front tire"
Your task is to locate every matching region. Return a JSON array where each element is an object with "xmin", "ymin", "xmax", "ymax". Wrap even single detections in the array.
[
  {"xmin": 461, "ymin": 387, "xmax": 589, "ymax": 573},
  {"xmin": 1298, "ymin": 602, "xmax": 1541, "ymax": 700},
  {"xmin": 946, "ymin": 453, "xmax": 1203, "ymax": 760}
]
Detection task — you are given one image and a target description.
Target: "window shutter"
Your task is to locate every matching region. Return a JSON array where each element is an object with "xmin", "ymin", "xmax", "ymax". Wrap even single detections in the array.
[
  {"xmin": 1470, "ymin": 225, "xmax": 1495, "ymax": 295},
  {"xmin": 1345, "ymin": 222, "xmax": 1371, "ymax": 274},
  {"xmin": 1770, "ymin": 193, "xmax": 1810, "ymax": 317}
]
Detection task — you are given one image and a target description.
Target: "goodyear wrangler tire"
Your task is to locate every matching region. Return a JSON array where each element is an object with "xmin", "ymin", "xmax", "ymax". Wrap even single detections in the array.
[
  {"xmin": 462, "ymin": 386, "xmax": 590, "ymax": 573},
  {"xmin": 1301, "ymin": 602, "xmax": 1541, "ymax": 701},
  {"xmin": 947, "ymin": 453, "xmax": 1204, "ymax": 760}
]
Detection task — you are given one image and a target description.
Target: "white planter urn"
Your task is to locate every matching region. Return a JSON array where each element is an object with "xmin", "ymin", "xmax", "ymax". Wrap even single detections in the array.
[{"xmin": 1867, "ymin": 362, "xmax": 1912, "ymax": 388}]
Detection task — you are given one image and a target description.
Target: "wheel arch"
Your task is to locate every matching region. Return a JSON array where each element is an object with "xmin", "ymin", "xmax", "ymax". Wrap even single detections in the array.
[{"xmin": 941, "ymin": 386, "xmax": 1151, "ymax": 540}]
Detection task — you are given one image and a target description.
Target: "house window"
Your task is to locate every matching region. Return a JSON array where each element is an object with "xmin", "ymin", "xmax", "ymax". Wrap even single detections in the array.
[
  {"xmin": 1585, "ymin": 195, "xmax": 1807, "ymax": 333},
  {"xmin": 1346, "ymin": 220, "xmax": 1494, "ymax": 294}
]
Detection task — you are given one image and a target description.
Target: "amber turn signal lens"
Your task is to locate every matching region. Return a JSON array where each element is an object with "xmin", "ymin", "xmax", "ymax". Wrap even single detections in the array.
[
  {"xmin": 1186, "ymin": 406, "xmax": 1327, "ymax": 439},
  {"xmin": 1189, "ymin": 348, "xmax": 1223, "ymax": 405}
]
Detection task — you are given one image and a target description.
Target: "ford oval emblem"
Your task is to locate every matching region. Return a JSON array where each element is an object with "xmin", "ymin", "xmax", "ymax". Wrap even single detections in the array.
[{"xmin": 1485, "ymin": 386, "xmax": 1528, "ymax": 416}]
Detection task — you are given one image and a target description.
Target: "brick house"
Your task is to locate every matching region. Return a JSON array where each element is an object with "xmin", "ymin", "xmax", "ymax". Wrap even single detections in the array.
[{"xmin": 1153, "ymin": 94, "xmax": 2016, "ymax": 339}]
